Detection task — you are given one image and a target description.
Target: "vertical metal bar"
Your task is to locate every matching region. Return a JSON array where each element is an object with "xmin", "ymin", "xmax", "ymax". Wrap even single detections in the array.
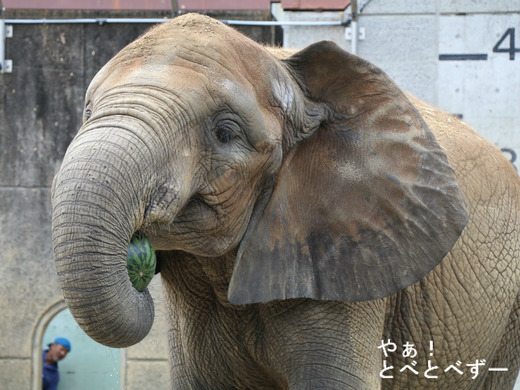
[
  {"xmin": 351, "ymin": 20, "xmax": 358, "ymax": 54},
  {"xmin": 0, "ymin": 18, "xmax": 12, "ymax": 73},
  {"xmin": 0, "ymin": 18, "xmax": 6, "ymax": 73},
  {"xmin": 351, "ymin": 0, "xmax": 358, "ymax": 55}
]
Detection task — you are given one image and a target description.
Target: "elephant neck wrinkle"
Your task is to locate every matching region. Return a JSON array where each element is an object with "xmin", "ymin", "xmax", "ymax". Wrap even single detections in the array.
[
  {"xmin": 164, "ymin": 250, "xmax": 238, "ymax": 308},
  {"xmin": 198, "ymin": 252, "xmax": 237, "ymax": 306}
]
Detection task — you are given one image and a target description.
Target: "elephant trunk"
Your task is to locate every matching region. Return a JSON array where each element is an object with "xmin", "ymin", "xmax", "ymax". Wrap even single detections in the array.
[{"xmin": 52, "ymin": 122, "xmax": 179, "ymax": 348}]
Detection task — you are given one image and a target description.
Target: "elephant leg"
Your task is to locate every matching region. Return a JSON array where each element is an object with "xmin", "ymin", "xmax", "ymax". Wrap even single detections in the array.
[
  {"xmin": 483, "ymin": 293, "xmax": 520, "ymax": 389},
  {"xmin": 259, "ymin": 299, "xmax": 387, "ymax": 389}
]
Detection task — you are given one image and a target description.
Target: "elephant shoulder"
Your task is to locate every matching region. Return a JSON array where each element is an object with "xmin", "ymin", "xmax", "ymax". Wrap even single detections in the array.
[{"xmin": 410, "ymin": 95, "xmax": 520, "ymax": 212}]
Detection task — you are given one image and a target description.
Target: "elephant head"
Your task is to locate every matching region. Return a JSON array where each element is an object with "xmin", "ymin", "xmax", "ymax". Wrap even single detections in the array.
[{"xmin": 51, "ymin": 14, "xmax": 468, "ymax": 348}]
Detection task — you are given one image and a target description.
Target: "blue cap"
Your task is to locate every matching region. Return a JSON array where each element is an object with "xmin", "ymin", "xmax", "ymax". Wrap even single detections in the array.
[{"xmin": 53, "ymin": 337, "xmax": 71, "ymax": 352}]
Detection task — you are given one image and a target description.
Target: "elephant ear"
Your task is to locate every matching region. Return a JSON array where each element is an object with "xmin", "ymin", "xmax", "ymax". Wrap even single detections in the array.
[{"xmin": 228, "ymin": 41, "xmax": 469, "ymax": 304}]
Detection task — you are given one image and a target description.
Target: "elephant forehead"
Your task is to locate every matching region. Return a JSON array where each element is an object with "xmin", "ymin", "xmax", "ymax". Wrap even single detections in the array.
[{"xmin": 90, "ymin": 61, "xmax": 219, "ymax": 107}]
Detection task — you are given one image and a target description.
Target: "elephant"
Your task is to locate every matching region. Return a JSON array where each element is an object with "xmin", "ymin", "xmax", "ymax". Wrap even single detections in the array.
[{"xmin": 51, "ymin": 13, "xmax": 520, "ymax": 389}]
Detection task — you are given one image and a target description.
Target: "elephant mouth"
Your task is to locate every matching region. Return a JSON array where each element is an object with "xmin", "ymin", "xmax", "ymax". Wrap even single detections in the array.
[{"xmin": 142, "ymin": 192, "xmax": 233, "ymax": 255}]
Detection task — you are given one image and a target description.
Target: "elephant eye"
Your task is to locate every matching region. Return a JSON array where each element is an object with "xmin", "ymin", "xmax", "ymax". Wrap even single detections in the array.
[
  {"xmin": 84, "ymin": 109, "xmax": 92, "ymax": 121},
  {"xmin": 215, "ymin": 127, "xmax": 235, "ymax": 143},
  {"xmin": 214, "ymin": 120, "xmax": 239, "ymax": 144}
]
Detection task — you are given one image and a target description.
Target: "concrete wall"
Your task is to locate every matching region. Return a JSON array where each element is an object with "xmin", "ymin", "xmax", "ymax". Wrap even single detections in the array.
[
  {"xmin": 275, "ymin": 0, "xmax": 520, "ymax": 173},
  {"xmin": 0, "ymin": 9, "xmax": 277, "ymax": 389}
]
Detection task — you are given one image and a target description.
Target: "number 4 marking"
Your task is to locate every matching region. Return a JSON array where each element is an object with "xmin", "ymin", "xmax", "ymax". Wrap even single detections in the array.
[{"xmin": 493, "ymin": 28, "xmax": 520, "ymax": 60}]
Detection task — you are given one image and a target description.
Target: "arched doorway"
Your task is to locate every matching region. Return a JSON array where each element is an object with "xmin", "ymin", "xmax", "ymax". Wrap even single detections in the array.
[{"xmin": 34, "ymin": 301, "xmax": 124, "ymax": 390}]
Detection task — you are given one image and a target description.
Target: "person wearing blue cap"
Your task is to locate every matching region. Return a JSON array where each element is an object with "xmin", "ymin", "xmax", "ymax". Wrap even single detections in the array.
[{"xmin": 42, "ymin": 337, "xmax": 71, "ymax": 390}]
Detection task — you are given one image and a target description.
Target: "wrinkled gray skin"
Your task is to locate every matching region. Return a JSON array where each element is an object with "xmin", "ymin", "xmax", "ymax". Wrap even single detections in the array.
[{"xmin": 52, "ymin": 14, "xmax": 520, "ymax": 389}]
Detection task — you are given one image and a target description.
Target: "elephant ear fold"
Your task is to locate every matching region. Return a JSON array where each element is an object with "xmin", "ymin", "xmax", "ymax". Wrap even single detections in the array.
[{"xmin": 228, "ymin": 41, "xmax": 469, "ymax": 305}]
